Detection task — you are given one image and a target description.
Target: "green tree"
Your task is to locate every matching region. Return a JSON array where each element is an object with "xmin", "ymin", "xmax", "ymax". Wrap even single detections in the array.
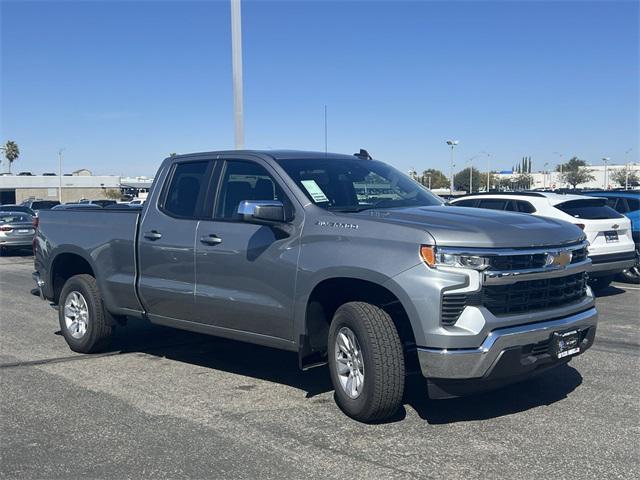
[
  {"xmin": 419, "ymin": 169, "xmax": 449, "ymax": 189},
  {"xmin": 453, "ymin": 167, "xmax": 482, "ymax": 193},
  {"xmin": 1, "ymin": 140, "xmax": 20, "ymax": 173},
  {"xmin": 104, "ymin": 189, "xmax": 122, "ymax": 200},
  {"xmin": 479, "ymin": 172, "xmax": 497, "ymax": 191},
  {"xmin": 169, "ymin": 152, "xmax": 177, "ymax": 157},
  {"xmin": 514, "ymin": 173, "xmax": 533, "ymax": 190},
  {"xmin": 610, "ymin": 167, "xmax": 640, "ymax": 187},
  {"xmin": 556, "ymin": 157, "xmax": 595, "ymax": 188}
]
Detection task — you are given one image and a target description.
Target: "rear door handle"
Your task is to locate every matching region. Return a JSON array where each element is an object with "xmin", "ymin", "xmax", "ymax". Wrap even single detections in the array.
[
  {"xmin": 200, "ymin": 234, "xmax": 222, "ymax": 245},
  {"xmin": 143, "ymin": 230, "xmax": 162, "ymax": 241}
]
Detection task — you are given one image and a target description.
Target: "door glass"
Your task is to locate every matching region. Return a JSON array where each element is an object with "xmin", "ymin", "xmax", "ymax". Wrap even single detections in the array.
[
  {"xmin": 478, "ymin": 199, "xmax": 507, "ymax": 210},
  {"xmin": 216, "ymin": 161, "xmax": 286, "ymax": 220},
  {"xmin": 162, "ymin": 161, "xmax": 208, "ymax": 218}
]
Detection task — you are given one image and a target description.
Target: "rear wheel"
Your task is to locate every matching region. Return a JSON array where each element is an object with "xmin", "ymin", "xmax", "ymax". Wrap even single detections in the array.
[
  {"xmin": 58, "ymin": 274, "xmax": 112, "ymax": 353},
  {"xmin": 618, "ymin": 264, "xmax": 640, "ymax": 284},
  {"xmin": 328, "ymin": 302, "xmax": 405, "ymax": 422}
]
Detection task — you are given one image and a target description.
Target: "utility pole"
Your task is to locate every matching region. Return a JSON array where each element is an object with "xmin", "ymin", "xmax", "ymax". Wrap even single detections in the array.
[
  {"xmin": 543, "ymin": 162, "xmax": 549, "ymax": 189},
  {"xmin": 427, "ymin": 173, "xmax": 432, "ymax": 190},
  {"xmin": 58, "ymin": 149, "xmax": 65, "ymax": 202},
  {"xmin": 230, "ymin": 0, "xmax": 244, "ymax": 149},
  {"xmin": 602, "ymin": 157, "xmax": 610, "ymax": 189},
  {"xmin": 446, "ymin": 140, "xmax": 459, "ymax": 195},
  {"xmin": 625, "ymin": 149, "xmax": 632, "ymax": 190}
]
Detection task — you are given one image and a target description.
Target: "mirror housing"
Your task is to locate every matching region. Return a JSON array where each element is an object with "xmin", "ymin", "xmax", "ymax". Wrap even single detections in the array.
[{"xmin": 237, "ymin": 200, "xmax": 287, "ymax": 223}]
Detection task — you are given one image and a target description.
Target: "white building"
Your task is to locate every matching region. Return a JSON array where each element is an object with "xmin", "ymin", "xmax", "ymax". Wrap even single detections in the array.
[{"xmin": 495, "ymin": 163, "xmax": 640, "ymax": 190}]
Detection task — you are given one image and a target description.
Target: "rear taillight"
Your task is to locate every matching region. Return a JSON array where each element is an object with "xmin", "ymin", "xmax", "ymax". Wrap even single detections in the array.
[
  {"xmin": 576, "ymin": 224, "xmax": 585, "ymax": 230},
  {"xmin": 0, "ymin": 226, "xmax": 12, "ymax": 232}
]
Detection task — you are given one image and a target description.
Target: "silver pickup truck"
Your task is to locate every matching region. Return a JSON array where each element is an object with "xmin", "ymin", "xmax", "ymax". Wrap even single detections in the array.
[{"xmin": 33, "ymin": 150, "xmax": 597, "ymax": 421}]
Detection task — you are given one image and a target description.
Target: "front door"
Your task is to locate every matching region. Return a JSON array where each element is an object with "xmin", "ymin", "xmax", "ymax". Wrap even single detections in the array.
[
  {"xmin": 138, "ymin": 159, "xmax": 212, "ymax": 322},
  {"xmin": 194, "ymin": 159, "xmax": 301, "ymax": 340}
]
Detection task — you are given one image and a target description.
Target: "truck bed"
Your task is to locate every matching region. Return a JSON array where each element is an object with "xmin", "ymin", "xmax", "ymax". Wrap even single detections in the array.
[{"xmin": 35, "ymin": 208, "xmax": 143, "ymax": 316}]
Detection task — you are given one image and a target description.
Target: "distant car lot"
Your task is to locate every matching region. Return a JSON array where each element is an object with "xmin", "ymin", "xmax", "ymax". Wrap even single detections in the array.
[{"xmin": 1, "ymin": 250, "xmax": 638, "ymax": 479}]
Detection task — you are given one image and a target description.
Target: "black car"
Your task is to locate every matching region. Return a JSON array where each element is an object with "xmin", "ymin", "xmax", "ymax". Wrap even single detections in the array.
[{"xmin": 0, "ymin": 205, "xmax": 36, "ymax": 217}]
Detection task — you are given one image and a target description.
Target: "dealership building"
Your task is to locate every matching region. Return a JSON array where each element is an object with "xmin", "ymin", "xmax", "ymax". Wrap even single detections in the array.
[{"xmin": 0, "ymin": 173, "xmax": 121, "ymax": 204}]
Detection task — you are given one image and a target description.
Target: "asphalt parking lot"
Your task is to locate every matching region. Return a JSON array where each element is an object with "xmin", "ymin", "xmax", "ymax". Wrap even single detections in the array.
[{"xmin": 1, "ymin": 250, "xmax": 638, "ymax": 479}]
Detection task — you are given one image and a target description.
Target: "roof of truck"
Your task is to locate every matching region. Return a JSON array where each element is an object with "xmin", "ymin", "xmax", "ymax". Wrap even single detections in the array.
[{"xmin": 172, "ymin": 150, "xmax": 364, "ymax": 161}]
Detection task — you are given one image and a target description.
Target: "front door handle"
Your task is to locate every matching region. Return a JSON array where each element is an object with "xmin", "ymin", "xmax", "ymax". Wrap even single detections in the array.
[
  {"xmin": 143, "ymin": 230, "xmax": 163, "ymax": 241},
  {"xmin": 200, "ymin": 234, "xmax": 222, "ymax": 246}
]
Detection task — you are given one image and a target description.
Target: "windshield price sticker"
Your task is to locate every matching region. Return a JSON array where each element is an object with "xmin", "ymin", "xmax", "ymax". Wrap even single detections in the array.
[{"xmin": 301, "ymin": 180, "xmax": 329, "ymax": 203}]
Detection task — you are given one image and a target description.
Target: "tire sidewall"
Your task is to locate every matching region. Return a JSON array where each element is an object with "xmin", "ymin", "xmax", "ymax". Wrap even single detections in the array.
[
  {"xmin": 328, "ymin": 307, "xmax": 377, "ymax": 418},
  {"xmin": 58, "ymin": 276, "xmax": 101, "ymax": 352}
]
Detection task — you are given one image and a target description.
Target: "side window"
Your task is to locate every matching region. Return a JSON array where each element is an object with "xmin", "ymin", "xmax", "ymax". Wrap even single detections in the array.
[
  {"xmin": 453, "ymin": 199, "xmax": 479, "ymax": 207},
  {"xmin": 215, "ymin": 161, "xmax": 286, "ymax": 220},
  {"xmin": 162, "ymin": 161, "xmax": 209, "ymax": 218},
  {"xmin": 516, "ymin": 201, "xmax": 536, "ymax": 213},
  {"xmin": 626, "ymin": 198, "xmax": 639, "ymax": 211},
  {"xmin": 478, "ymin": 199, "xmax": 507, "ymax": 210},
  {"xmin": 505, "ymin": 201, "xmax": 518, "ymax": 212}
]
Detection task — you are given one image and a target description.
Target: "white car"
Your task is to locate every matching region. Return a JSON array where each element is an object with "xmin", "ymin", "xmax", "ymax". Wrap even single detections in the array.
[{"xmin": 450, "ymin": 192, "xmax": 636, "ymax": 290}]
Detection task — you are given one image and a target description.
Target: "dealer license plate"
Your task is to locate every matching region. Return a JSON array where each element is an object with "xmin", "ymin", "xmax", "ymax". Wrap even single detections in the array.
[
  {"xmin": 604, "ymin": 231, "xmax": 619, "ymax": 243},
  {"xmin": 552, "ymin": 330, "xmax": 581, "ymax": 359},
  {"xmin": 17, "ymin": 229, "xmax": 31, "ymax": 234}
]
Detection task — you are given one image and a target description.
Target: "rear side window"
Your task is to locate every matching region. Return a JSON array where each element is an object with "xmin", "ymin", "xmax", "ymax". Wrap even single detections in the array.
[
  {"xmin": 478, "ymin": 199, "xmax": 508, "ymax": 210},
  {"xmin": 516, "ymin": 201, "xmax": 536, "ymax": 213},
  {"xmin": 453, "ymin": 199, "xmax": 479, "ymax": 207},
  {"xmin": 162, "ymin": 161, "xmax": 209, "ymax": 218},
  {"xmin": 626, "ymin": 198, "xmax": 639, "ymax": 211},
  {"xmin": 555, "ymin": 199, "xmax": 623, "ymax": 219}
]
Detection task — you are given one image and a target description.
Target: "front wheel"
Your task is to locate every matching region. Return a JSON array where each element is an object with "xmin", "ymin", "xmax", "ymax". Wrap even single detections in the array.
[
  {"xmin": 58, "ymin": 274, "xmax": 113, "ymax": 353},
  {"xmin": 328, "ymin": 302, "xmax": 405, "ymax": 422}
]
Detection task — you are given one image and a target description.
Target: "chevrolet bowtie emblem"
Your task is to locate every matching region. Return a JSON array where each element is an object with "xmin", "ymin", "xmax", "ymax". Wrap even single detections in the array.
[
  {"xmin": 545, "ymin": 251, "xmax": 573, "ymax": 268},
  {"xmin": 611, "ymin": 224, "xmax": 619, "ymax": 230}
]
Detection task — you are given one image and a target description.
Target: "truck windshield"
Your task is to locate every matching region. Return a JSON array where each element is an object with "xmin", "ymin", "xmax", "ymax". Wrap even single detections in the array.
[{"xmin": 277, "ymin": 158, "xmax": 443, "ymax": 211}]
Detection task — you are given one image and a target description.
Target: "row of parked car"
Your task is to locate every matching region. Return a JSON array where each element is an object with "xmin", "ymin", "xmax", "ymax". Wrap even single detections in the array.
[
  {"xmin": 448, "ymin": 190, "xmax": 639, "ymax": 285},
  {"xmin": 0, "ymin": 198, "xmax": 145, "ymax": 254}
]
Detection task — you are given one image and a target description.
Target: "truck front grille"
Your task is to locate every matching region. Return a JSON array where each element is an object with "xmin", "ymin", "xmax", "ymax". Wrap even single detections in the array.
[
  {"xmin": 487, "ymin": 246, "xmax": 588, "ymax": 271},
  {"xmin": 440, "ymin": 272, "xmax": 588, "ymax": 325},
  {"xmin": 481, "ymin": 272, "xmax": 588, "ymax": 315}
]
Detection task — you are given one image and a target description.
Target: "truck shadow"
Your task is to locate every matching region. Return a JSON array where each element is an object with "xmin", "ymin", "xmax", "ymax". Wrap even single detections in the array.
[
  {"xmin": 401, "ymin": 364, "xmax": 583, "ymax": 424},
  {"xmin": 105, "ymin": 318, "xmax": 583, "ymax": 424}
]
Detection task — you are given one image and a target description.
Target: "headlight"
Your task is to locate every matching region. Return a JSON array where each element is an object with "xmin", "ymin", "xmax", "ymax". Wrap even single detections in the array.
[{"xmin": 420, "ymin": 245, "xmax": 490, "ymax": 271}]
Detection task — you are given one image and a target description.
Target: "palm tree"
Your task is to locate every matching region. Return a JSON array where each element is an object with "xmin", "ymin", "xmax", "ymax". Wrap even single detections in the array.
[{"xmin": 1, "ymin": 141, "xmax": 20, "ymax": 173}]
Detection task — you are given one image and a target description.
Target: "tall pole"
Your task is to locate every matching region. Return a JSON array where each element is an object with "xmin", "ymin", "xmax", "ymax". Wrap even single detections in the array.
[
  {"xmin": 230, "ymin": 0, "xmax": 244, "ymax": 149},
  {"xmin": 602, "ymin": 157, "xmax": 610, "ymax": 189},
  {"xmin": 625, "ymin": 149, "xmax": 632, "ymax": 189},
  {"xmin": 58, "ymin": 149, "xmax": 64, "ymax": 202},
  {"xmin": 543, "ymin": 162, "xmax": 549, "ymax": 189},
  {"xmin": 446, "ymin": 140, "xmax": 458, "ymax": 195},
  {"xmin": 486, "ymin": 153, "xmax": 491, "ymax": 191}
]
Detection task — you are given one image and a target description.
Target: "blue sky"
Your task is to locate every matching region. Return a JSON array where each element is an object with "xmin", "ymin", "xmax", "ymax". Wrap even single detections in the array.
[{"xmin": 1, "ymin": 0, "xmax": 638, "ymax": 176}]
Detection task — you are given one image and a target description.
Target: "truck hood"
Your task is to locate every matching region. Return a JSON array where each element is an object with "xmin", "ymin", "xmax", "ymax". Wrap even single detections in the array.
[{"xmin": 357, "ymin": 205, "xmax": 584, "ymax": 248}]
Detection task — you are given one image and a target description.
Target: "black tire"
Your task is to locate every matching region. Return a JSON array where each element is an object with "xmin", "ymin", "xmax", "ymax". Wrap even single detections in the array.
[
  {"xmin": 618, "ymin": 265, "xmax": 640, "ymax": 285},
  {"xmin": 328, "ymin": 302, "xmax": 405, "ymax": 422},
  {"xmin": 588, "ymin": 275, "xmax": 614, "ymax": 292},
  {"xmin": 58, "ymin": 274, "xmax": 112, "ymax": 353}
]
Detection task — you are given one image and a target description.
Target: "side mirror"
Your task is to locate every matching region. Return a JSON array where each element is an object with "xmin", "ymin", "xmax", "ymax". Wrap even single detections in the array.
[{"xmin": 237, "ymin": 200, "xmax": 287, "ymax": 223}]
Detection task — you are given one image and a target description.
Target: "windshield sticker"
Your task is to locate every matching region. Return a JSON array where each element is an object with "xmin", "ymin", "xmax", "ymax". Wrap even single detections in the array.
[{"xmin": 301, "ymin": 180, "xmax": 329, "ymax": 203}]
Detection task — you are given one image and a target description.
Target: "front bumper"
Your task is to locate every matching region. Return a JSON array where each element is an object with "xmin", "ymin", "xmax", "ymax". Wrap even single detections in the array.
[
  {"xmin": 589, "ymin": 250, "xmax": 637, "ymax": 277},
  {"xmin": 417, "ymin": 307, "xmax": 597, "ymax": 381}
]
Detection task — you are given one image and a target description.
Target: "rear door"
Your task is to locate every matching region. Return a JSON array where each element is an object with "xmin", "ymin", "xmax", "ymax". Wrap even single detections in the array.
[
  {"xmin": 193, "ymin": 158, "xmax": 301, "ymax": 341},
  {"xmin": 137, "ymin": 159, "xmax": 214, "ymax": 321}
]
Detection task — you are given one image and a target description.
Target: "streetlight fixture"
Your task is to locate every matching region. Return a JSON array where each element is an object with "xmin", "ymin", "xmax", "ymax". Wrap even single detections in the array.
[
  {"xmin": 446, "ymin": 140, "xmax": 459, "ymax": 195},
  {"xmin": 58, "ymin": 148, "xmax": 65, "ymax": 202},
  {"xmin": 602, "ymin": 157, "xmax": 610, "ymax": 189}
]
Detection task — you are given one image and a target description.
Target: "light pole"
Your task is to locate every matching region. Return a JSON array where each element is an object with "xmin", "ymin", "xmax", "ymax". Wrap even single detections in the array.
[
  {"xmin": 553, "ymin": 152, "xmax": 564, "ymax": 188},
  {"xmin": 230, "ymin": 0, "xmax": 244, "ymax": 149},
  {"xmin": 427, "ymin": 173, "xmax": 432, "ymax": 190},
  {"xmin": 446, "ymin": 140, "xmax": 459, "ymax": 195},
  {"xmin": 602, "ymin": 157, "xmax": 610, "ymax": 189},
  {"xmin": 543, "ymin": 162, "xmax": 549, "ymax": 189},
  {"xmin": 624, "ymin": 149, "xmax": 632, "ymax": 189},
  {"xmin": 58, "ymin": 148, "xmax": 65, "ymax": 202}
]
